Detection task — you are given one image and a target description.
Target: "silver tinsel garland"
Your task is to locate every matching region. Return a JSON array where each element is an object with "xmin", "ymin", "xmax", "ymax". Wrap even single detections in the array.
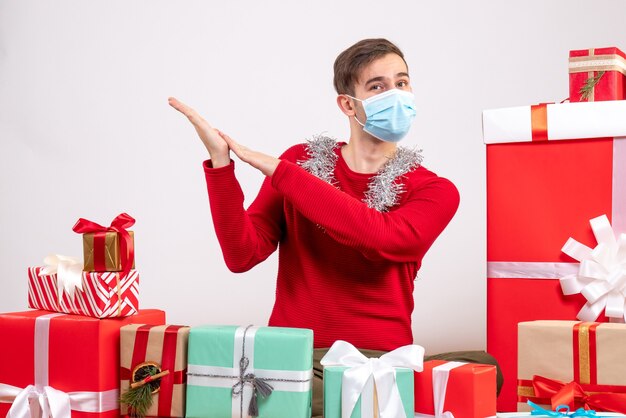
[{"xmin": 298, "ymin": 135, "xmax": 423, "ymax": 212}]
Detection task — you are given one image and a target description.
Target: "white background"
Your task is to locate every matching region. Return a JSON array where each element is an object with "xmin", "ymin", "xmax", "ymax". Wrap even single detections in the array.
[{"xmin": 1, "ymin": 0, "xmax": 624, "ymax": 354}]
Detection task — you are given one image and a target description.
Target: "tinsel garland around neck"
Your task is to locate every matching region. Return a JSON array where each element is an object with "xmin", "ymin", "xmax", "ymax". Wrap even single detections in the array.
[{"xmin": 298, "ymin": 135, "xmax": 423, "ymax": 212}]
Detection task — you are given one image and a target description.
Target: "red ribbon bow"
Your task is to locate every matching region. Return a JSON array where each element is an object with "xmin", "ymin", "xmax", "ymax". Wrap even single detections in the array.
[
  {"xmin": 72, "ymin": 213, "xmax": 135, "ymax": 281},
  {"xmin": 532, "ymin": 375, "xmax": 626, "ymax": 413}
]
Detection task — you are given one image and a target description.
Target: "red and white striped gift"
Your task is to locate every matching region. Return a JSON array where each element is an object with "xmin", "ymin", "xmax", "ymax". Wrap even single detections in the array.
[{"xmin": 27, "ymin": 266, "xmax": 139, "ymax": 318}]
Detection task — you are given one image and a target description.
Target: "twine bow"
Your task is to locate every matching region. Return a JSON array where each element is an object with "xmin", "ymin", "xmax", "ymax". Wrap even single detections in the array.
[{"xmin": 232, "ymin": 355, "xmax": 274, "ymax": 417}]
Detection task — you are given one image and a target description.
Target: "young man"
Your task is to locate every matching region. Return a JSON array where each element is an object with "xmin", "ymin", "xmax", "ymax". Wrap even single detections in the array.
[{"xmin": 170, "ymin": 38, "xmax": 501, "ymax": 416}]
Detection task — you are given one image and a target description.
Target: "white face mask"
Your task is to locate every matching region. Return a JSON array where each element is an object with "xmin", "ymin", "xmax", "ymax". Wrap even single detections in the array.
[{"xmin": 346, "ymin": 89, "xmax": 417, "ymax": 142}]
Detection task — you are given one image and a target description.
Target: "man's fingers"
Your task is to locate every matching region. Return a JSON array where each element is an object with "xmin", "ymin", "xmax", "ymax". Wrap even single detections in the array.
[
  {"xmin": 168, "ymin": 97, "xmax": 211, "ymax": 128},
  {"xmin": 168, "ymin": 97, "xmax": 193, "ymax": 118},
  {"xmin": 218, "ymin": 132, "xmax": 247, "ymax": 159}
]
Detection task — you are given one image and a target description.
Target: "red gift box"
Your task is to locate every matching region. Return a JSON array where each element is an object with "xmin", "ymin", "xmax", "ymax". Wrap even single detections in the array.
[
  {"xmin": 569, "ymin": 47, "xmax": 626, "ymax": 102},
  {"xmin": 0, "ymin": 309, "xmax": 165, "ymax": 418},
  {"xmin": 414, "ymin": 360, "xmax": 496, "ymax": 418},
  {"xmin": 483, "ymin": 102, "xmax": 626, "ymax": 411},
  {"xmin": 28, "ymin": 266, "xmax": 139, "ymax": 318}
]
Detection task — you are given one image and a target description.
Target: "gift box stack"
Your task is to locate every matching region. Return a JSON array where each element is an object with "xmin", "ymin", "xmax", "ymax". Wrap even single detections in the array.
[
  {"xmin": 0, "ymin": 215, "xmax": 499, "ymax": 418},
  {"xmin": 483, "ymin": 46, "xmax": 626, "ymax": 413},
  {"xmin": 0, "ymin": 213, "xmax": 169, "ymax": 418}
]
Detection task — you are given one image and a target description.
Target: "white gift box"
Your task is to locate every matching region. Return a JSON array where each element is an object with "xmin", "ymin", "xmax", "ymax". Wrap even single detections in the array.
[{"xmin": 482, "ymin": 100, "xmax": 626, "ymax": 144}]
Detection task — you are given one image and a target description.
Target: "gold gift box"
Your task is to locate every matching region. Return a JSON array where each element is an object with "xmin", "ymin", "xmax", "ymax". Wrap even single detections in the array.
[{"xmin": 82, "ymin": 230, "xmax": 135, "ymax": 272}]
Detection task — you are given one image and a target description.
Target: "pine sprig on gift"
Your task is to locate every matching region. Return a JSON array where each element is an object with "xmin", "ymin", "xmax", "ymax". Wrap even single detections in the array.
[
  {"xmin": 579, "ymin": 71, "xmax": 605, "ymax": 101},
  {"xmin": 120, "ymin": 364, "xmax": 160, "ymax": 418}
]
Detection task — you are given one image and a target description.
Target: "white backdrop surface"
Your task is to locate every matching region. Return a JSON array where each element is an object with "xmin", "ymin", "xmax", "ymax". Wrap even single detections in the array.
[{"xmin": 1, "ymin": 0, "xmax": 625, "ymax": 354}]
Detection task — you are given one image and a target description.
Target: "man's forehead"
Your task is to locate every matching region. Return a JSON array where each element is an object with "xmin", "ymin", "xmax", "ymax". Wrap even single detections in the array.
[{"xmin": 356, "ymin": 54, "xmax": 409, "ymax": 85}]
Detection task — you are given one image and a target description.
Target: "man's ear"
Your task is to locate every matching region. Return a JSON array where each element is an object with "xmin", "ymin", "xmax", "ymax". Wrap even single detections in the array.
[{"xmin": 336, "ymin": 95, "xmax": 356, "ymax": 117}]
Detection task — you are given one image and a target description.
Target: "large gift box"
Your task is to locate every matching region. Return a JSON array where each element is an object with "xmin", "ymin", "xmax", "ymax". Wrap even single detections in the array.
[
  {"xmin": 73, "ymin": 213, "xmax": 136, "ymax": 273},
  {"xmin": 28, "ymin": 266, "xmax": 139, "ymax": 318},
  {"xmin": 0, "ymin": 309, "xmax": 165, "ymax": 418},
  {"xmin": 120, "ymin": 324, "xmax": 190, "ymax": 417},
  {"xmin": 321, "ymin": 341, "xmax": 423, "ymax": 418},
  {"xmin": 517, "ymin": 321, "xmax": 626, "ymax": 413},
  {"xmin": 186, "ymin": 325, "xmax": 313, "ymax": 418},
  {"xmin": 482, "ymin": 100, "xmax": 626, "ymax": 411},
  {"xmin": 569, "ymin": 47, "xmax": 626, "ymax": 102},
  {"xmin": 413, "ymin": 360, "xmax": 496, "ymax": 418}
]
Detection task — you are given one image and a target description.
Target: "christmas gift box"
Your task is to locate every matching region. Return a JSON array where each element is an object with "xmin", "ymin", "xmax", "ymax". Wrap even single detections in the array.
[
  {"xmin": 28, "ymin": 261, "xmax": 139, "ymax": 318},
  {"xmin": 413, "ymin": 360, "xmax": 497, "ymax": 418},
  {"xmin": 321, "ymin": 340, "xmax": 423, "ymax": 418},
  {"xmin": 120, "ymin": 324, "xmax": 190, "ymax": 417},
  {"xmin": 569, "ymin": 47, "xmax": 626, "ymax": 102},
  {"xmin": 482, "ymin": 100, "xmax": 626, "ymax": 411},
  {"xmin": 73, "ymin": 213, "xmax": 136, "ymax": 273},
  {"xmin": 0, "ymin": 309, "xmax": 165, "ymax": 418},
  {"xmin": 186, "ymin": 325, "xmax": 313, "ymax": 418},
  {"xmin": 517, "ymin": 320, "xmax": 626, "ymax": 413}
]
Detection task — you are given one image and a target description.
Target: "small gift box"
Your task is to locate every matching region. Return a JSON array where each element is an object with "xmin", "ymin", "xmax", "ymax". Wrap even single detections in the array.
[
  {"xmin": 569, "ymin": 47, "xmax": 626, "ymax": 102},
  {"xmin": 0, "ymin": 309, "xmax": 166, "ymax": 418},
  {"xmin": 482, "ymin": 100, "xmax": 626, "ymax": 411},
  {"xmin": 120, "ymin": 324, "xmax": 190, "ymax": 417},
  {"xmin": 321, "ymin": 340, "xmax": 423, "ymax": 418},
  {"xmin": 517, "ymin": 320, "xmax": 626, "ymax": 413},
  {"xmin": 28, "ymin": 261, "xmax": 139, "ymax": 318},
  {"xmin": 186, "ymin": 325, "xmax": 313, "ymax": 418},
  {"xmin": 73, "ymin": 213, "xmax": 136, "ymax": 273},
  {"xmin": 413, "ymin": 360, "xmax": 497, "ymax": 418}
]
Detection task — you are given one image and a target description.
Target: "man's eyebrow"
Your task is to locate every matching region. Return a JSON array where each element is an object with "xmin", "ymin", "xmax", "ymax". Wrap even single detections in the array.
[
  {"xmin": 365, "ymin": 72, "xmax": 411, "ymax": 85},
  {"xmin": 365, "ymin": 76, "xmax": 386, "ymax": 85}
]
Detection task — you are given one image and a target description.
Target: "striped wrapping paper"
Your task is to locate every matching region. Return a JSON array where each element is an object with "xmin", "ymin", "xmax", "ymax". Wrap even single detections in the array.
[{"xmin": 27, "ymin": 266, "xmax": 139, "ymax": 318}]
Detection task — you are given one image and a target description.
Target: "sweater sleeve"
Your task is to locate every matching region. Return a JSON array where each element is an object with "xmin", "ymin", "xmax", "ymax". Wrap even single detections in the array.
[
  {"xmin": 203, "ymin": 160, "xmax": 284, "ymax": 273},
  {"xmin": 271, "ymin": 160, "xmax": 459, "ymax": 263}
]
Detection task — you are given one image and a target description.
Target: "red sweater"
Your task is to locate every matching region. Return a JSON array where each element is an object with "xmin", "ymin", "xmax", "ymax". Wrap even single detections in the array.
[{"xmin": 204, "ymin": 142, "xmax": 459, "ymax": 351}]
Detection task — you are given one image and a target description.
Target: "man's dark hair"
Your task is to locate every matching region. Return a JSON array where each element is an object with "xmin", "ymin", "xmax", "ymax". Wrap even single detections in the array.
[{"xmin": 333, "ymin": 38, "xmax": 407, "ymax": 96}]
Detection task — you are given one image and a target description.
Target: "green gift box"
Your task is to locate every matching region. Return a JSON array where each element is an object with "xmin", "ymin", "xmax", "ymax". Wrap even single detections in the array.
[
  {"xmin": 321, "ymin": 340, "xmax": 422, "ymax": 418},
  {"xmin": 186, "ymin": 325, "xmax": 313, "ymax": 418},
  {"xmin": 323, "ymin": 366, "xmax": 414, "ymax": 418}
]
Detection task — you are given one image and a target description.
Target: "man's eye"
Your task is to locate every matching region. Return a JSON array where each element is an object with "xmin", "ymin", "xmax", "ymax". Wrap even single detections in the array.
[
  {"xmin": 370, "ymin": 84, "xmax": 383, "ymax": 91},
  {"xmin": 397, "ymin": 80, "xmax": 409, "ymax": 88}
]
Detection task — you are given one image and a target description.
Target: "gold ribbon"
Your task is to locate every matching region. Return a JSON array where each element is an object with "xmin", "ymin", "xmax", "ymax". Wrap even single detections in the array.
[{"xmin": 577, "ymin": 322, "xmax": 591, "ymax": 385}]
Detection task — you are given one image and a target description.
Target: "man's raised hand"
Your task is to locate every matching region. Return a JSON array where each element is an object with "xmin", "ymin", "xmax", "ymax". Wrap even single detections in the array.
[{"xmin": 168, "ymin": 97, "xmax": 230, "ymax": 168}]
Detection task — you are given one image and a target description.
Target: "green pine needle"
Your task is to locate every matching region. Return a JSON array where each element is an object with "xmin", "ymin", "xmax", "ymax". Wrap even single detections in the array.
[
  {"xmin": 579, "ymin": 71, "xmax": 605, "ymax": 101},
  {"xmin": 120, "ymin": 365, "xmax": 160, "ymax": 418}
]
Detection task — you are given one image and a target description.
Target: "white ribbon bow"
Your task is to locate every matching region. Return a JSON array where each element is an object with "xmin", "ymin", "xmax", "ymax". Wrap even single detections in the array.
[
  {"xmin": 320, "ymin": 340, "xmax": 424, "ymax": 418},
  {"xmin": 38, "ymin": 255, "xmax": 84, "ymax": 299},
  {"xmin": 1, "ymin": 384, "xmax": 71, "ymax": 418},
  {"xmin": 0, "ymin": 383, "xmax": 119, "ymax": 418},
  {"xmin": 560, "ymin": 214, "xmax": 626, "ymax": 322}
]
